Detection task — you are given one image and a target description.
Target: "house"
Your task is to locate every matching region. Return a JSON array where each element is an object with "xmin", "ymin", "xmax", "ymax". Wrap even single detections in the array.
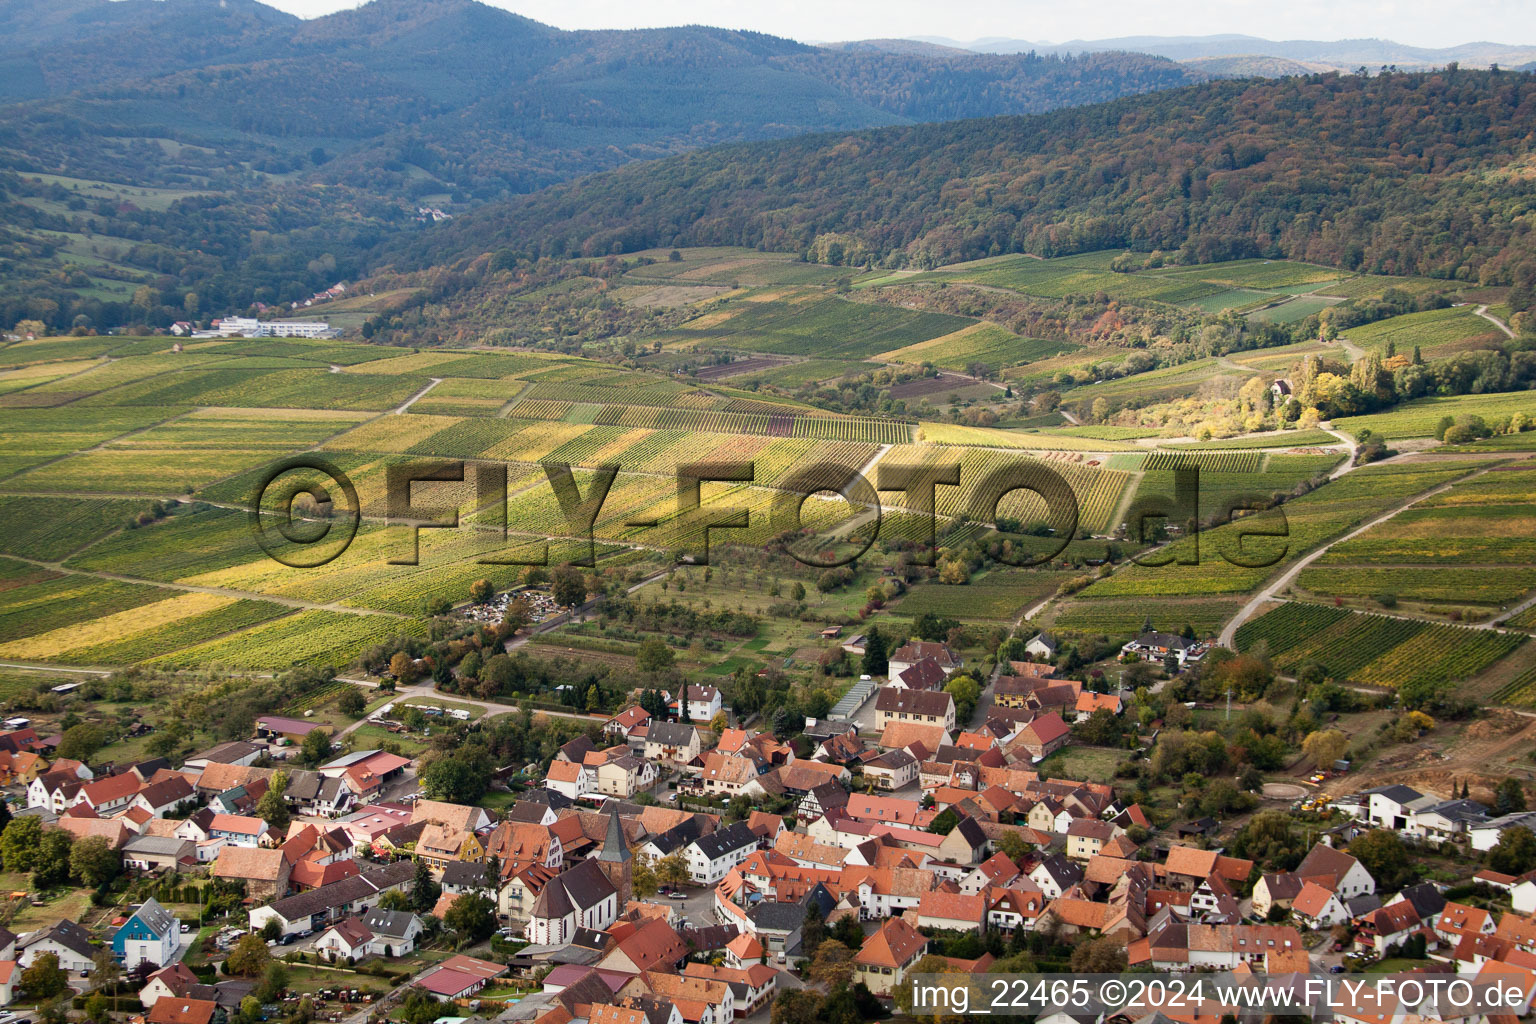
[
  {"xmin": 1364, "ymin": 785, "xmax": 1423, "ymax": 831},
  {"xmin": 1253, "ymin": 872, "xmax": 1303, "ymax": 918},
  {"xmin": 359, "ymin": 908, "xmax": 421, "ymax": 957},
  {"xmin": 1292, "ymin": 881, "xmax": 1348, "ymax": 929},
  {"xmin": 863, "ymin": 749, "xmax": 918, "ymax": 791},
  {"xmin": 1030, "ymin": 854, "xmax": 1084, "ymax": 900},
  {"xmin": 1024, "ymin": 634, "xmax": 1057, "ymax": 660},
  {"xmin": 680, "ymin": 685, "xmax": 722, "ymax": 723},
  {"xmin": 853, "ymin": 917, "xmax": 927, "ymax": 996},
  {"xmin": 644, "ymin": 722, "xmax": 701, "ymax": 764},
  {"xmin": 696, "ymin": 753, "xmax": 767, "ymax": 799},
  {"xmin": 1065, "ymin": 819, "xmax": 1121, "ymax": 862},
  {"xmin": 410, "ymin": 800, "xmax": 492, "ymax": 834},
  {"xmin": 1406, "ymin": 797, "xmax": 1488, "ymax": 841},
  {"xmin": 112, "ymin": 899, "xmax": 180, "ymax": 969},
  {"xmin": 873, "ymin": 688, "xmax": 956, "ymax": 732},
  {"xmin": 1471, "ymin": 811, "xmax": 1536, "ymax": 852},
  {"xmin": 313, "ymin": 917, "xmax": 374, "ymax": 964},
  {"xmin": 139, "ymin": 963, "xmax": 203, "ymax": 1008},
  {"xmin": 524, "ymin": 860, "xmax": 620, "ymax": 945},
  {"xmin": 208, "ymin": 814, "xmax": 269, "ymax": 849},
  {"xmin": 130, "ymin": 776, "xmax": 196, "ymax": 819},
  {"xmin": 211, "ymin": 847, "xmax": 291, "ymax": 902},
  {"xmin": 19, "ymin": 919, "xmax": 97, "ymax": 973},
  {"xmin": 147, "ymin": 998, "xmax": 218, "ymax": 1024},
  {"xmin": 546, "ymin": 759, "xmax": 593, "ymax": 800},
  {"xmin": 606, "ymin": 707, "xmax": 652, "ymax": 743},
  {"xmin": 891, "ymin": 658, "xmax": 947, "ymax": 692},
  {"xmin": 1358, "ymin": 902, "xmax": 1425, "ymax": 956},
  {"xmin": 122, "ymin": 835, "xmax": 195, "ymax": 873},
  {"xmin": 687, "ymin": 823, "xmax": 759, "ymax": 885},
  {"xmin": 888, "ymin": 642, "xmax": 959, "ymax": 679},
  {"xmin": 415, "ymin": 824, "xmax": 483, "ymax": 873},
  {"xmin": 1120, "ymin": 631, "xmax": 1200, "ymax": 666},
  {"xmin": 1013, "ymin": 713, "xmax": 1071, "ymax": 762},
  {"xmin": 74, "ymin": 772, "xmax": 142, "ymax": 815},
  {"xmin": 182, "ymin": 742, "xmax": 263, "ymax": 771},
  {"xmin": 915, "ymin": 891, "xmax": 986, "ymax": 934},
  {"xmin": 1297, "ymin": 843, "xmax": 1375, "ymax": 898},
  {"xmin": 594, "ymin": 755, "xmax": 657, "ymax": 799}
]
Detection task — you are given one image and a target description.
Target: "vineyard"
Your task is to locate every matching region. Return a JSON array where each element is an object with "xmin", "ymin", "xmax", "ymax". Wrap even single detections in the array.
[
  {"xmin": 1052, "ymin": 597, "xmax": 1244, "ymax": 636},
  {"xmin": 150, "ymin": 610, "xmax": 427, "ymax": 671},
  {"xmin": 1296, "ymin": 565, "xmax": 1536, "ymax": 604},
  {"xmin": 1491, "ymin": 665, "xmax": 1536, "ymax": 708},
  {"xmin": 1144, "ymin": 450, "xmax": 1265, "ymax": 474},
  {"xmin": 1234, "ymin": 602, "xmax": 1525, "ymax": 688},
  {"xmin": 0, "ymin": 495, "xmax": 150, "ymax": 561}
]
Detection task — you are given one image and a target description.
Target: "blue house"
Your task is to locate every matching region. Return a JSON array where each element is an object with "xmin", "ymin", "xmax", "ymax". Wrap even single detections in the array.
[{"xmin": 112, "ymin": 898, "xmax": 179, "ymax": 969}]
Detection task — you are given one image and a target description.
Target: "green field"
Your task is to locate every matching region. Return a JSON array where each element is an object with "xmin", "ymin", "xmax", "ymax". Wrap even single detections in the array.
[
  {"xmin": 1234, "ymin": 601, "xmax": 1524, "ymax": 688},
  {"xmin": 1343, "ymin": 306, "xmax": 1502, "ymax": 359},
  {"xmin": 1333, "ymin": 392, "xmax": 1536, "ymax": 439}
]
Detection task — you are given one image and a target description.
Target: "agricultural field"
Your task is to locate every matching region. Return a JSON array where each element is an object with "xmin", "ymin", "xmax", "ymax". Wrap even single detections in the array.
[
  {"xmin": 1233, "ymin": 601, "xmax": 1525, "ymax": 688},
  {"xmin": 1081, "ymin": 460, "xmax": 1482, "ymax": 598},
  {"xmin": 1490, "ymin": 665, "xmax": 1536, "ymax": 708},
  {"xmin": 894, "ymin": 569, "xmax": 1074, "ymax": 622},
  {"xmin": 1333, "ymin": 392, "xmax": 1536, "ymax": 439},
  {"xmin": 1342, "ymin": 305, "xmax": 1504, "ymax": 359},
  {"xmin": 1048, "ymin": 597, "xmax": 1243, "ymax": 637},
  {"xmin": 1162, "ymin": 429, "xmax": 1342, "ymax": 449}
]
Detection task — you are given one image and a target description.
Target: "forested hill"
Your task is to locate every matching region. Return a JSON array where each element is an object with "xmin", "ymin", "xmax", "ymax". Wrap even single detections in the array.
[
  {"xmin": 387, "ymin": 69, "xmax": 1536, "ymax": 289},
  {"xmin": 0, "ymin": 0, "xmax": 1200, "ymax": 199}
]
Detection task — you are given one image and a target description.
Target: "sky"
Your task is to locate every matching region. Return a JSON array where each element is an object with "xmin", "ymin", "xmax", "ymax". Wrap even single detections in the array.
[{"xmin": 254, "ymin": 0, "xmax": 1536, "ymax": 49}]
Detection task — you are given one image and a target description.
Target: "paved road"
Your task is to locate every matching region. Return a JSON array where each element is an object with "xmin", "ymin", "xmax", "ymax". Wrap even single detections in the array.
[{"xmin": 393, "ymin": 378, "xmax": 442, "ymax": 414}]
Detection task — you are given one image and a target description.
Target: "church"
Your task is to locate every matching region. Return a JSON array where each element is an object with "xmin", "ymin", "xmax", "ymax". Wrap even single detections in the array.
[{"xmin": 524, "ymin": 803, "xmax": 632, "ymax": 944}]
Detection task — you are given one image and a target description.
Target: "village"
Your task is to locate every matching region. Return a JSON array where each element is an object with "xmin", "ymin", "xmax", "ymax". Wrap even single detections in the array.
[{"xmin": 0, "ymin": 627, "xmax": 1525, "ymax": 1024}]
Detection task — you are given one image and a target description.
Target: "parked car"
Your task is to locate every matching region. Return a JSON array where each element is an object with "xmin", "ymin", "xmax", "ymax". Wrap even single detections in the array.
[
  {"xmin": 669, "ymin": 891, "xmax": 688, "ymax": 900},
  {"xmin": 1329, "ymin": 965, "xmax": 1345, "ymax": 974}
]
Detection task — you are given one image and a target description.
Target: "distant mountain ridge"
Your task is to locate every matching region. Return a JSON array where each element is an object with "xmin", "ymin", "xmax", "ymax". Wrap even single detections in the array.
[
  {"xmin": 0, "ymin": 0, "xmax": 1201, "ymax": 199},
  {"xmin": 906, "ymin": 33, "xmax": 1536, "ymax": 72}
]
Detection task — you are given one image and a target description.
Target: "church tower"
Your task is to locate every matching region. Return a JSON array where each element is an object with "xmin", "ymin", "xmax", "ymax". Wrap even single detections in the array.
[{"xmin": 595, "ymin": 802, "xmax": 633, "ymax": 908}]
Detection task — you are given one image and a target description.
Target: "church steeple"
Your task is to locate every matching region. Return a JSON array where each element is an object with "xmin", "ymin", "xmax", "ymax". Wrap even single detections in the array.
[{"xmin": 595, "ymin": 802, "xmax": 633, "ymax": 907}]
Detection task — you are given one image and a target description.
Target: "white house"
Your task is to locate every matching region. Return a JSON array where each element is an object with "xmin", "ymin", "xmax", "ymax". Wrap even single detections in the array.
[
  {"xmin": 1471, "ymin": 811, "xmax": 1536, "ymax": 852},
  {"xmin": 19, "ymin": 919, "xmax": 97, "ymax": 973},
  {"xmin": 112, "ymin": 899, "xmax": 179, "ymax": 969},
  {"xmin": 682, "ymin": 685, "xmax": 722, "ymax": 722},
  {"xmin": 1292, "ymin": 882, "xmax": 1348, "ymax": 930},
  {"xmin": 1364, "ymin": 785, "xmax": 1423, "ymax": 831},
  {"xmin": 686, "ymin": 822, "xmax": 759, "ymax": 885}
]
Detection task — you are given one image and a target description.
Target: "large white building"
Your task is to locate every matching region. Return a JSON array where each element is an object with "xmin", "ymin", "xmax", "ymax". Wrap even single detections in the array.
[{"xmin": 216, "ymin": 317, "xmax": 332, "ymax": 338}]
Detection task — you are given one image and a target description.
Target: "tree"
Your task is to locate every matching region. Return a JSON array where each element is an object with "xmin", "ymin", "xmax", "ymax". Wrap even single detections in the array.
[
  {"xmin": 226, "ymin": 934, "xmax": 271, "ymax": 977},
  {"xmin": 994, "ymin": 829, "xmax": 1031, "ymax": 861},
  {"xmin": 636, "ymin": 637, "xmax": 674, "ymax": 674},
  {"xmin": 56, "ymin": 723, "xmax": 109, "ymax": 762},
  {"xmin": 633, "ymin": 858, "xmax": 658, "ymax": 897},
  {"xmin": 552, "ymin": 565, "xmax": 587, "ymax": 608},
  {"xmin": 1489, "ymin": 826, "xmax": 1536, "ymax": 875},
  {"xmin": 337, "ymin": 686, "xmax": 367, "ymax": 717},
  {"xmin": 254, "ymin": 961, "xmax": 289, "ymax": 1004},
  {"xmin": 260, "ymin": 918, "xmax": 284, "ymax": 942},
  {"xmin": 300, "ymin": 727, "xmax": 334, "ymax": 766},
  {"xmin": 807, "ymin": 939, "xmax": 854, "ymax": 988},
  {"xmin": 657, "ymin": 853, "xmax": 688, "ymax": 889},
  {"xmin": 1230, "ymin": 810, "xmax": 1306, "ymax": 871},
  {"xmin": 710, "ymin": 712, "xmax": 729, "ymax": 734},
  {"xmin": 389, "ymin": 651, "xmax": 417, "ymax": 685},
  {"xmin": 1349, "ymin": 830, "xmax": 1410, "ymax": 889},
  {"xmin": 943, "ymin": 674, "xmax": 981, "ymax": 723},
  {"xmin": 928, "ymin": 808, "xmax": 960, "ymax": 835},
  {"xmin": 470, "ymin": 578, "xmax": 495, "ymax": 605},
  {"xmin": 1070, "ymin": 935, "xmax": 1129, "ymax": 972},
  {"xmin": 1496, "ymin": 778, "xmax": 1528, "ymax": 815},
  {"xmin": 256, "ymin": 786, "xmax": 290, "ymax": 830},
  {"xmin": 33, "ymin": 829, "xmax": 73, "ymax": 889},
  {"xmin": 790, "ymin": 582, "xmax": 806, "ymax": 601},
  {"xmin": 21, "ymin": 953, "xmax": 66, "ymax": 1000},
  {"xmin": 861, "ymin": 626, "xmax": 888, "ymax": 677},
  {"xmin": 410, "ymin": 860, "xmax": 441, "ymax": 913},
  {"xmin": 69, "ymin": 836, "xmax": 120, "ymax": 888},
  {"xmin": 419, "ymin": 750, "xmax": 492, "ymax": 803},
  {"xmin": 443, "ymin": 893, "xmax": 497, "ymax": 945},
  {"xmin": 400, "ymin": 989, "xmax": 443, "ymax": 1024},
  {"xmin": 90, "ymin": 948, "xmax": 121, "ymax": 992},
  {"xmin": 1, "ymin": 816, "xmax": 43, "ymax": 873},
  {"xmin": 1301, "ymin": 729, "xmax": 1349, "ymax": 770}
]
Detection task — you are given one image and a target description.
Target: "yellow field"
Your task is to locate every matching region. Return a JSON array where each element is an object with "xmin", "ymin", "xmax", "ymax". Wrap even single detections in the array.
[{"xmin": 0, "ymin": 590, "xmax": 235, "ymax": 659}]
